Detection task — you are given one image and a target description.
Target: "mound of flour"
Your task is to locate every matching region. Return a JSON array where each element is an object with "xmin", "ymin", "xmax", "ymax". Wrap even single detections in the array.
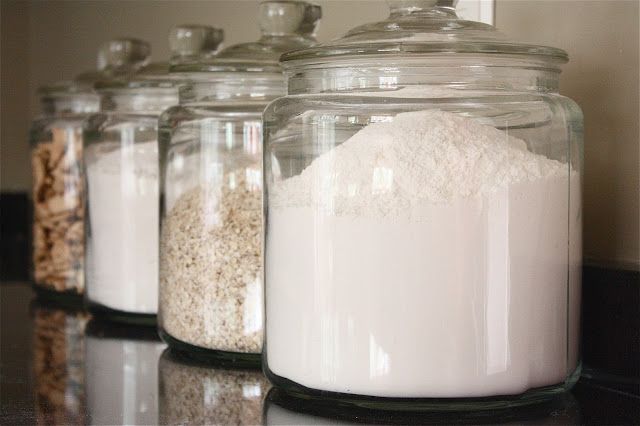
[{"xmin": 272, "ymin": 110, "xmax": 567, "ymax": 216}]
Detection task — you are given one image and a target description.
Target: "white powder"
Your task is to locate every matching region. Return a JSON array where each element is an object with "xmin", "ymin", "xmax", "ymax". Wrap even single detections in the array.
[
  {"xmin": 266, "ymin": 110, "xmax": 581, "ymax": 398},
  {"xmin": 85, "ymin": 141, "xmax": 159, "ymax": 314},
  {"xmin": 271, "ymin": 110, "xmax": 567, "ymax": 214}
]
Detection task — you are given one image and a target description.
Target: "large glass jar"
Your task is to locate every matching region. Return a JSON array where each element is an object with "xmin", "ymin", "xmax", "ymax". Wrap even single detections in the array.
[
  {"xmin": 263, "ymin": 0, "xmax": 583, "ymax": 408},
  {"xmin": 157, "ymin": 0, "xmax": 321, "ymax": 365},
  {"xmin": 31, "ymin": 39, "xmax": 150, "ymax": 303},
  {"xmin": 84, "ymin": 78, "xmax": 178, "ymax": 324}
]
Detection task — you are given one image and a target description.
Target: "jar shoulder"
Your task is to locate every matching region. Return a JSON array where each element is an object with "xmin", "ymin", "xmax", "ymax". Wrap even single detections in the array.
[
  {"xmin": 84, "ymin": 112, "xmax": 160, "ymax": 131},
  {"xmin": 29, "ymin": 115, "xmax": 87, "ymax": 145},
  {"xmin": 264, "ymin": 91, "xmax": 584, "ymax": 131}
]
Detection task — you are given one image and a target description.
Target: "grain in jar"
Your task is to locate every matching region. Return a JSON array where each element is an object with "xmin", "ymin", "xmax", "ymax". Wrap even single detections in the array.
[{"xmin": 158, "ymin": 0, "xmax": 321, "ymax": 364}]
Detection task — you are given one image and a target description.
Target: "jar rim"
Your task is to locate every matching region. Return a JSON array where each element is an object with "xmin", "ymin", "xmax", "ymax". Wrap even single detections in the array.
[
  {"xmin": 280, "ymin": 41, "xmax": 568, "ymax": 67},
  {"xmin": 38, "ymin": 80, "xmax": 96, "ymax": 96},
  {"xmin": 170, "ymin": 58, "xmax": 284, "ymax": 75},
  {"xmin": 94, "ymin": 77, "xmax": 179, "ymax": 92}
]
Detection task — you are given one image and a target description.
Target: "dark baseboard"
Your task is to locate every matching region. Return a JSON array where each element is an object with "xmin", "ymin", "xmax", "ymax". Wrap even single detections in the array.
[
  {"xmin": 582, "ymin": 265, "xmax": 639, "ymax": 382},
  {"xmin": 0, "ymin": 192, "xmax": 30, "ymax": 281}
]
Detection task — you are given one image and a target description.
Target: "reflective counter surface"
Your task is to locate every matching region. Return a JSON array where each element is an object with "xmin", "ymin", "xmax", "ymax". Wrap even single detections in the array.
[{"xmin": 2, "ymin": 283, "xmax": 638, "ymax": 425}]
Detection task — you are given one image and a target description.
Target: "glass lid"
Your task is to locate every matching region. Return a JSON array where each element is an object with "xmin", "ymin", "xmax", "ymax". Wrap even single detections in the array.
[
  {"xmin": 281, "ymin": 0, "xmax": 567, "ymax": 66},
  {"xmin": 138, "ymin": 24, "xmax": 224, "ymax": 76},
  {"xmin": 37, "ymin": 80, "xmax": 101, "ymax": 115},
  {"xmin": 38, "ymin": 80, "xmax": 96, "ymax": 97},
  {"xmin": 171, "ymin": 0, "xmax": 321, "ymax": 75},
  {"xmin": 75, "ymin": 38, "xmax": 151, "ymax": 85}
]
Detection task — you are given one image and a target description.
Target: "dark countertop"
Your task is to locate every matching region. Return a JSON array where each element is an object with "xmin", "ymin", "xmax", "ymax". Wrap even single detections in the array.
[{"xmin": 1, "ymin": 282, "xmax": 638, "ymax": 425}]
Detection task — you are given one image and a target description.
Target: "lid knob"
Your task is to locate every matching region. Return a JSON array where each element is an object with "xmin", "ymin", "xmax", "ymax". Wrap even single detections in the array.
[
  {"xmin": 97, "ymin": 38, "xmax": 151, "ymax": 70},
  {"xmin": 259, "ymin": 1, "xmax": 321, "ymax": 37},
  {"xmin": 169, "ymin": 25, "xmax": 224, "ymax": 58}
]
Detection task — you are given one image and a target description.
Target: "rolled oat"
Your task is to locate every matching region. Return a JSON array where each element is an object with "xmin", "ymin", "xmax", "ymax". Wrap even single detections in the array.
[{"xmin": 160, "ymin": 169, "xmax": 263, "ymax": 354}]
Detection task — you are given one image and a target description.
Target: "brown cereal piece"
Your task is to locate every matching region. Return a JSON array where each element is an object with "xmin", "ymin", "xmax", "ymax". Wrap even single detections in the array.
[{"xmin": 32, "ymin": 127, "xmax": 85, "ymax": 293}]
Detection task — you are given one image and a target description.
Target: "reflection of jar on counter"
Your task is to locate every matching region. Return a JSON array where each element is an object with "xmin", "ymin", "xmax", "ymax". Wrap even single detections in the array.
[
  {"xmin": 263, "ymin": 388, "xmax": 580, "ymax": 425},
  {"xmin": 84, "ymin": 319, "xmax": 165, "ymax": 425},
  {"xmin": 159, "ymin": 349, "xmax": 270, "ymax": 425},
  {"xmin": 158, "ymin": 0, "xmax": 321, "ymax": 365},
  {"xmin": 31, "ymin": 300, "xmax": 89, "ymax": 425}
]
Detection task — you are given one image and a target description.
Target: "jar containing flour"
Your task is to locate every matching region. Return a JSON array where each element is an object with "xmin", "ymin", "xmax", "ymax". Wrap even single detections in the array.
[
  {"xmin": 30, "ymin": 39, "xmax": 150, "ymax": 303},
  {"xmin": 157, "ymin": 0, "xmax": 321, "ymax": 365},
  {"xmin": 263, "ymin": 0, "xmax": 583, "ymax": 408},
  {"xmin": 83, "ymin": 77, "xmax": 178, "ymax": 324}
]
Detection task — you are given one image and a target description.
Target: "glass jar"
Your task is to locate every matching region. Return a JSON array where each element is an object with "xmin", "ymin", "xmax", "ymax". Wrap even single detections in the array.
[
  {"xmin": 157, "ymin": 0, "xmax": 321, "ymax": 365},
  {"xmin": 30, "ymin": 83, "xmax": 100, "ymax": 303},
  {"xmin": 31, "ymin": 38, "xmax": 151, "ymax": 303},
  {"xmin": 158, "ymin": 349, "xmax": 270, "ymax": 425},
  {"xmin": 84, "ymin": 319, "xmax": 165, "ymax": 425},
  {"xmin": 84, "ymin": 78, "xmax": 178, "ymax": 324},
  {"xmin": 263, "ymin": 0, "xmax": 583, "ymax": 408}
]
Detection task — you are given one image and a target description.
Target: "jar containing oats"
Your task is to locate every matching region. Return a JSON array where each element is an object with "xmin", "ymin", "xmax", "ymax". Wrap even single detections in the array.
[
  {"xmin": 30, "ymin": 39, "xmax": 150, "ymax": 303},
  {"xmin": 157, "ymin": 0, "xmax": 321, "ymax": 365}
]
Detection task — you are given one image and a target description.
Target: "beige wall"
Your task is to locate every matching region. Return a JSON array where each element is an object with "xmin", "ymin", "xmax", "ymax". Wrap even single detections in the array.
[
  {"xmin": 1, "ymin": 0, "xmax": 30, "ymax": 192},
  {"xmin": 496, "ymin": 0, "xmax": 639, "ymax": 268},
  {"xmin": 1, "ymin": 0, "xmax": 638, "ymax": 268}
]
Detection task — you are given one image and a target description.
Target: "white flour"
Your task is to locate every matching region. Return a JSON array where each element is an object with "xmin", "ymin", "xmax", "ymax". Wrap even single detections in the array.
[
  {"xmin": 85, "ymin": 141, "xmax": 159, "ymax": 314},
  {"xmin": 266, "ymin": 110, "xmax": 581, "ymax": 398}
]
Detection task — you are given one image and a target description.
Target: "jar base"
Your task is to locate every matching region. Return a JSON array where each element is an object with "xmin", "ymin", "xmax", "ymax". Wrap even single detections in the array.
[
  {"xmin": 32, "ymin": 283, "xmax": 84, "ymax": 309},
  {"xmin": 263, "ymin": 363, "xmax": 582, "ymax": 412},
  {"xmin": 88, "ymin": 301, "xmax": 156, "ymax": 326},
  {"xmin": 159, "ymin": 328, "xmax": 261, "ymax": 369},
  {"xmin": 265, "ymin": 386, "xmax": 581, "ymax": 424}
]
